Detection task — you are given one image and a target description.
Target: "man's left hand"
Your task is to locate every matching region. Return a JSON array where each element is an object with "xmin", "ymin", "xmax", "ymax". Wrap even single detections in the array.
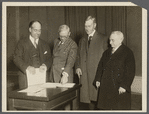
[
  {"xmin": 39, "ymin": 64, "xmax": 47, "ymax": 73},
  {"xmin": 118, "ymin": 87, "xmax": 126, "ymax": 94},
  {"xmin": 60, "ymin": 72, "xmax": 69, "ymax": 84}
]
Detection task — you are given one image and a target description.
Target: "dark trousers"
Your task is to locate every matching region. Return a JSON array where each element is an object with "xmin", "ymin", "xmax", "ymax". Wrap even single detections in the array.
[{"xmin": 79, "ymin": 101, "xmax": 97, "ymax": 110}]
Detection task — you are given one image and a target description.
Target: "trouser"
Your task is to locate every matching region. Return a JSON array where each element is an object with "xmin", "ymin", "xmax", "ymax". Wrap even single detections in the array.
[{"xmin": 88, "ymin": 101, "xmax": 97, "ymax": 110}]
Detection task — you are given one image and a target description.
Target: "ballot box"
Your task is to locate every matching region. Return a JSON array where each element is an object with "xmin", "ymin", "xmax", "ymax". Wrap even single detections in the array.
[{"xmin": 8, "ymin": 83, "xmax": 81, "ymax": 110}]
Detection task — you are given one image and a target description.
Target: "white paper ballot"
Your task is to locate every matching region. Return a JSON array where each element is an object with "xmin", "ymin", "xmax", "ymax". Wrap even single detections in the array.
[
  {"xmin": 40, "ymin": 83, "xmax": 57, "ymax": 88},
  {"xmin": 19, "ymin": 84, "xmax": 44, "ymax": 93},
  {"xmin": 19, "ymin": 85, "xmax": 47, "ymax": 97},
  {"xmin": 56, "ymin": 83, "xmax": 75, "ymax": 88},
  {"xmin": 18, "ymin": 83, "xmax": 75, "ymax": 95},
  {"xmin": 26, "ymin": 68, "xmax": 46, "ymax": 87},
  {"xmin": 41, "ymin": 83, "xmax": 75, "ymax": 88},
  {"xmin": 27, "ymin": 89, "xmax": 47, "ymax": 97}
]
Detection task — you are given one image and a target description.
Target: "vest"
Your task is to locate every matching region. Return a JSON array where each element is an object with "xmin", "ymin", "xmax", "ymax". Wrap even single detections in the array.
[{"xmin": 31, "ymin": 47, "xmax": 41, "ymax": 68}]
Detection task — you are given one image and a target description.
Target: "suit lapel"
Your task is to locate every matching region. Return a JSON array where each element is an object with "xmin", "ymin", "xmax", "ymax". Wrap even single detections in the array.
[
  {"xmin": 85, "ymin": 37, "xmax": 89, "ymax": 53},
  {"xmin": 83, "ymin": 34, "xmax": 88, "ymax": 53},
  {"xmin": 88, "ymin": 31, "xmax": 98, "ymax": 49},
  {"xmin": 105, "ymin": 45, "xmax": 124, "ymax": 67},
  {"xmin": 91, "ymin": 31, "xmax": 98, "ymax": 42},
  {"xmin": 26, "ymin": 37, "xmax": 38, "ymax": 59},
  {"xmin": 110, "ymin": 45, "xmax": 124, "ymax": 60},
  {"xmin": 37, "ymin": 39, "xmax": 41, "ymax": 49},
  {"xmin": 87, "ymin": 31, "xmax": 98, "ymax": 53},
  {"xmin": 27, "ymin": 37, "xmax": 35, "ymax": 49},
  {"xmin": 53, "ymin": 39, "xmax": 60, "ymax": 54},
  {"xmin": 53, "ymin": 38, "xmax": 71, "ymax": 54}
]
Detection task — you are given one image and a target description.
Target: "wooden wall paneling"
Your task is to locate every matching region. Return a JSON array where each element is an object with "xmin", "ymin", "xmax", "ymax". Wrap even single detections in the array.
[
  {"xmin": 19, "ymin": 7, "xmax": 29, "ymax": 41},
  {"xmin": 96, "ymin": 7, "xmax": 106, "ymax": 35},
  {"xmin": 74, "ymin": 7, "xmax": 87, "ymax": 44},
  {"xmin": 119, "ymin": 6, "xmax": 127, "ymax": 45},
  {"xmin": 65, "ymin": 7, "xmax": 77, "ymax": 41},
  {"xmin": 126, "ymin": 6, "xmax": 142, "ymax": 76},
  {"xmin": 112, "ymin": 6, "xmax": 118, "ymax": 31},
  {"xmin": 7, "ymin": 7, "xmax": 17, "ymax": 70},
  {"xmin": 47, "ymin": 6, "xmax": 65, "ymax": 49},
  {"xmin": 88, "ymin": 6, "xmax": 97, "ymax": 18},
  {"xmin": 105, "ymin": 7, "xmax": 112, "ymax": 37},
  {"xmin": 112, "ymin": 6, "xmax": 127, "ymax": 44},
  {"xmin": 28, "ymin": 6, "xmax": 48, "ymax": 42}
]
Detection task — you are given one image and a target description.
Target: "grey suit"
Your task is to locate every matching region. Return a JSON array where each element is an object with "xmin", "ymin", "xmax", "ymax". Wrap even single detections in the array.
[{"xmin": 50, "ymin": 38, "xmax": 78, "ymax": 83}]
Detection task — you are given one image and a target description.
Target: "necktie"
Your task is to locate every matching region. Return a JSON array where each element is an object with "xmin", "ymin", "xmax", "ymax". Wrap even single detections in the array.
[
  {"xmin": 34, "ymin": 39, "xmax": 37, "ymax": 48},
  {"xmin": 88, "ymin": 36, "xmax": 92, "ymax": 47}
]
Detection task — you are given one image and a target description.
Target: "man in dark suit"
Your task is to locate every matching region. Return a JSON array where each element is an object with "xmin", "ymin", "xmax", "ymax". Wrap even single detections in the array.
[
  {"xmin": 13, "ymin": 21, "xmax": 52, "ymax": 89},
  {"xmin": 75, "ymin": 16, "xmax": 106, "ymax": 109},
  {"xmin": 50, "ymin": 25, "xmax": 78, "ymax": 84},
  {"xmin": 94, "ymin": 31, "xmax": 135, "ymax": 110}
]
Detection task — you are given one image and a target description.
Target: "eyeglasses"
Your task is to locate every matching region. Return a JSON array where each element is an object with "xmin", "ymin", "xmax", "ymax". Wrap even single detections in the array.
[
  {"xmin": 31, "ymin": 28, "xmax": 41, "ymax": 33},
  {"xmin": 60, "ymin": 36, "xmax": 67, "ymax": 39}
]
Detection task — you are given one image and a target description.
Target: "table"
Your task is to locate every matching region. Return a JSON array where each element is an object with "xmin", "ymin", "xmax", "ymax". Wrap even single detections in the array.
[{"xmin": 8, "ymin": 84, "xmax": 81, "ymax": 110}]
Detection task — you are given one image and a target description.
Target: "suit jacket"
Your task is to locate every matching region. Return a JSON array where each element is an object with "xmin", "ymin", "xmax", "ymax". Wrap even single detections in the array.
[
  {"xmin": 94, "ymin": 44, "xmax": 135, "ymax": 109},
  {"xmin": 50, "ymin": 38, "xmax": 78, "ymax": 83},
  {"xmin": 75, "ymin": 31, "xmax": 106, "ymax": 103},
  {"xmin": 13, "ymin": 37, "xmax": 52, "ymax": 89}
]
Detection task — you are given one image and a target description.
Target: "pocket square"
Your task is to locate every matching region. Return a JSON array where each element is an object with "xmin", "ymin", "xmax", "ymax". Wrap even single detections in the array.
[{"xmin": 44, "ymin": 51, "xmax": 47, "ymax": 54}]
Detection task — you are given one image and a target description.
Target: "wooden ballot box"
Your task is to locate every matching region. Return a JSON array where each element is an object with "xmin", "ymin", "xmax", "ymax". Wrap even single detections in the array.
[{"xmin": 8, "ymin": 84, "xmax": 81, "ymax": 110}]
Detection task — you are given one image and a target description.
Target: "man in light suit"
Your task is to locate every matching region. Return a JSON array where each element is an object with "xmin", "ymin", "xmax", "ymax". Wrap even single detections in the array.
[
  {"xmin": 75, "ymin": 16, "xmax": 106, "ymax": 109},
  {"xmin": 94, "ymin": 31, "xmax": 135, "ymax": 110},
  {"xmin": 13, "ymin": 21, "xmax": 52, "ymax": 89},
  {"xmin": 50, "ymin": 25, "xmax": 78, "ymax": 84}
]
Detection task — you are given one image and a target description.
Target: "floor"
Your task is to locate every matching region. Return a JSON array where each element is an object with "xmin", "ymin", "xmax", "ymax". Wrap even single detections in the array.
[{"xmin": 78, "ymin": 93, "xmax": 142, "ymax": 110}]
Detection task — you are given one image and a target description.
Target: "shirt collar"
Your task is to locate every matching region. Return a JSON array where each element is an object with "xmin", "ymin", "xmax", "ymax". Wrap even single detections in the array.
[
  {"xmin": 113, "ymin": 44, "xmax": 122, "ymax": 52},
  {"xmin": 59, "ymin": 37, "xmax": 69, "ymax": 45},
  {"xmin": 88, "ymin": 30, "xmax": 96, "ymax": 40},
  {"xmin": 29, "ymin": 35, "xmax": 39, "ymax": 44}
]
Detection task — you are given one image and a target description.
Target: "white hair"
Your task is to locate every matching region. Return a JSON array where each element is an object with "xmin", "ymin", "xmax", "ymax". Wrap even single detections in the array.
[
  {"xmin": 111, "ymin": 31, "xmax": 124, "ymax": 41},
  {"xmin": 58, "ymin": 24, "xmax": 70, "ymax": 33}
]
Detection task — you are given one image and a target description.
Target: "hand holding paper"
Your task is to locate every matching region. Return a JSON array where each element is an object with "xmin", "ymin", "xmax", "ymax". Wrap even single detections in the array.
[
  {"xmin": 26, "ymin": 68, "xmax": 46, "ymax": 86},
  {"xmin": 39, "ymin": 64, "xmax": 47, "ymax": 73},
  {"xmin": 118, "ymin": 87, "xmax": 126, "ymax": 94},
  {"xmin": 27, "ymin": 66, "xmax": 36, "ymax": 75},
  {"xmin": 96, "ymin": 81, "xmax": 100, "ymax": 88},
  {"xmin": 60, "ymin": 72, "xmax": 68, "ymax": 84}
]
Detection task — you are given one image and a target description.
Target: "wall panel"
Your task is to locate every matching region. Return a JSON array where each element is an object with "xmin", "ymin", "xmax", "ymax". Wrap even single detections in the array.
[
  {"xmin": 7, "ymin": 6, "xmax": 142, "ymax": 76},
  {"xmin": 28, "ymin": 7, "xmax": 48, "ymax": 41},
  {"xmin": 7, "ymin": 7, "xmax": 17, "ymax": 70},
  {"xmin": 47, "ymin": 6, "xmax": 65, "ymax": 49},
  {"xmin": 19, "ymin": 7, "xmax": 29, "ymax": 40},
  {"xmin": 127, "ymin": 6, "xmax": 142, "ymax": 76}
]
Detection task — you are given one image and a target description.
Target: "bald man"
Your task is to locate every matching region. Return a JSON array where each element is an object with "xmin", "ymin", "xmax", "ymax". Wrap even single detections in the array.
[
  {"xmin": 94, "ymin": 31, "xmax": 135, "ymax": 110},
  {"xmin": 13, "ymin": 21, "xmax": 52, "ymax": 89},
  {"xmin": 49, "ymin": 25, "xmax": 78, "ymax": 84}
]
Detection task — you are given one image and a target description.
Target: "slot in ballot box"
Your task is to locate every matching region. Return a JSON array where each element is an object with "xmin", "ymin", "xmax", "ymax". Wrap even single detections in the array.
[{"xmin": 8, "ymin": 83, "xmax": 81, "ymax": 110}]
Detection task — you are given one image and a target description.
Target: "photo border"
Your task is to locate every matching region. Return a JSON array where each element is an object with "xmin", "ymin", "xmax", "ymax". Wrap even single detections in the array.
[{"xmin": 1, "ymin": 0, "xmax": 148, "ymax": 113}]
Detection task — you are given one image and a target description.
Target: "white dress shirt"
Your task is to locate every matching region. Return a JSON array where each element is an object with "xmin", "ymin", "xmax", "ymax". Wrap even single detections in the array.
[
  {"xmin": 29, "ymin": 35, "xmax": 39, "ymax": 48},
  {"xmin": 88, "ymin": 30, "xmax": 96, "ymax": 40},
  {"xmin": 112, "ymin": 44, "xmax": 122, "ymax": 54}
]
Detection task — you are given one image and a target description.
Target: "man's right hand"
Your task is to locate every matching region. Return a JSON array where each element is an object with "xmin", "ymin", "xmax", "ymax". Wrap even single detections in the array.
[
  {"xmin": 96, "ymin": 81, "xmax": 100, "ymax": 88},
  {"xmin": 27, "ymin": 66, "xmax": 36, "ymax": 75},
  {"xmin": 76, "ymin": 68, "xmax": 82, "ymax": 78}
]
